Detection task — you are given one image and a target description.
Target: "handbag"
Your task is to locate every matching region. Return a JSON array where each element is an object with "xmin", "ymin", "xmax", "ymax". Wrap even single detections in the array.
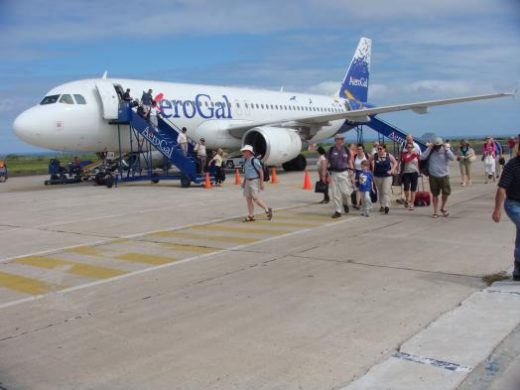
[
  {"xmin": 314, "ymin": 180, "xmax": 327, "ymax": 193},
  {"xmin": 392, "ymin": 173, "xmax": 402, "ymax": 186},
  {"xmin": 370, "ymin": 188, "xmax": 378, "ymax": 203}
]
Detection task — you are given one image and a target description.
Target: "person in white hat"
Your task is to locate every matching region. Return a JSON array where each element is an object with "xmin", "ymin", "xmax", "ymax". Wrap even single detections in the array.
[
  {"xmin": 240, "ymin": 145, "xmax": 273, "ymax": 222},
  {"xmin": 421, "ymin": 136, "xmax": 455, "ymax": 218},
  {"xmin": 328, "ymin": 133, "xmax": 354, "ymax": 218}
]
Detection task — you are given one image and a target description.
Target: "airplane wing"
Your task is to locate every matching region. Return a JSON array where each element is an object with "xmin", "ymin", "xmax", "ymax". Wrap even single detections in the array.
[{"xmin": 226, "ymin": 92, "xmax": 513, "ymax": 138}]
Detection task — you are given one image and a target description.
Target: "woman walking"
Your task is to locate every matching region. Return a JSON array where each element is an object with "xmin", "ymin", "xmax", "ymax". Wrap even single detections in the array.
[
  {"xmin": 372, "ymin": 144, "xmax": 398, "ymax": 214},
  {"xmin": 400, "ymin": 142, "xmax": 420, "ymax": 210},
  {"xmin": 457, "ymin": 140, "xmax": 475, "ymax": 186},
  {"xmin": 317, "ymin": 146, "xmax": 330, "ymax": 203}
]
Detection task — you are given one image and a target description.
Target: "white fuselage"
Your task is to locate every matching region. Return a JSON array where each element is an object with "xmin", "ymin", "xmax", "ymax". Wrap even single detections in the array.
[{"xmin": 13, "ymin": 78, "xmax": 348, "ymax": 153}]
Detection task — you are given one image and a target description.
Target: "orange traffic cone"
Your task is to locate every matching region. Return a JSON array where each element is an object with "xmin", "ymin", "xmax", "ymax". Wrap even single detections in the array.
[
  {"xmin": 235, "ymin": 168, "xmax": 241, "ymax": 185},
  {"xmin": 270, "ymin": 167, "xmax": 278, "ymax": 184},
  {"xmin": 204, "ymin": 172, "xmax": 212, "ymax": 189},
  {"xmin": 303, "ymin": 170, "xmax": 312, "ymax": 190}
]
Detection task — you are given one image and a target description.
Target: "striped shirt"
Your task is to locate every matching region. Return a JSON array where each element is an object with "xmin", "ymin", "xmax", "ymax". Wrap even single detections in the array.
[{"xmin": 498, "ymin": 157, "xmax": 520, "ymax": 201}]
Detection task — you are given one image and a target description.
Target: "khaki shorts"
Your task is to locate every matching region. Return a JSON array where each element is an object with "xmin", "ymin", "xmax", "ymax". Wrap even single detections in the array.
[
  {"xmin": 243, "ymin": 179, "xmax": 260, "ymax": 199},
  {"xmin": 429, "ymin": 175, "xmax": 451, "ymax": 197}
]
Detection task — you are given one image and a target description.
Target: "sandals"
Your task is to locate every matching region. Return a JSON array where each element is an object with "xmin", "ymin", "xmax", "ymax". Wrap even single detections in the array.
[
  {"xmin": 266, "ymin": 208, "xmax": 273, "ymax": 221},
  {"xmin": 432, "ymin": 213, "xmax": 439, "ymax": 219},
  {"xmin": 440, "ymin": 209, "xmax": 450, "ymax": 217},
  {"xmin": 242, "ymin": 216, "xmax": 256, "ymax": 222}
]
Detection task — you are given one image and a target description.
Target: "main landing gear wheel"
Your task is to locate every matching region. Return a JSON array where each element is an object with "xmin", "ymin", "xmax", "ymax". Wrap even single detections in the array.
[
  {"xmin": 151, "ymin": 173, "xmax": 160, "ymax": 184},
  {"xmin": 282, "ymin": 154, "xmax": 307, "ymax": 172},
  {"xmin": 105, "ymin": 174, "xmax": 114, "ymax": 188}
]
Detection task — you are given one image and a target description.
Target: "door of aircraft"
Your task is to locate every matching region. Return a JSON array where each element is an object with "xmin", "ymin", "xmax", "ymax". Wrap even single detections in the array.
[{"xmin": 95, "ymin": 80, "xmax": 120, "ymax": 120}]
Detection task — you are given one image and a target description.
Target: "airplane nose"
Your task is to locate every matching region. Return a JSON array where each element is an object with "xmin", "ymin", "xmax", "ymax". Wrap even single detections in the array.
[{"xmin": 13, "ymin": 109, "xmax": 40, "ymax": 144}]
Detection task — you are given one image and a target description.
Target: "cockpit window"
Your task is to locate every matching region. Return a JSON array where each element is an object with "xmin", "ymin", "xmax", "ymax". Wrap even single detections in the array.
[
  {"xmin": 59, "ymin": 94, "xmax": 74, "ymax": 104},
  {"xmin": 40, "ymin": 95, "xmax": 60, "ymax": 105},
  {"xmin": 74, "ymin": 94, "xmax": 86, "ymax": 104}
]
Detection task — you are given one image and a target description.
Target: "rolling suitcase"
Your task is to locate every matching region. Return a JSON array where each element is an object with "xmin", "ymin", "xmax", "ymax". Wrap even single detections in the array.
[{"xmin": 414, "ymin": 175, "xmax": 431, "ymax": 207}]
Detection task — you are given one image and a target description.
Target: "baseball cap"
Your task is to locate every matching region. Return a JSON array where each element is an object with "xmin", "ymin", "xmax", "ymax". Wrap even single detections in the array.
[
  {"xmin": 240, "ymin": 145, "xmax": 254, "ymax": 153},
  {"xmin": 334, "ymin": 133, "xmax": 345, "ymax": 140},
  {"xmin": 433, "ymin": 137, "xmax": 444, "ymax": 146}
]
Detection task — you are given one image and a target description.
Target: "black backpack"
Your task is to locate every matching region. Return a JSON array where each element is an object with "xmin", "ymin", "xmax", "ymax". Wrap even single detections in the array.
[
  {"xmin": 419, "ymin": 156, "xmax": 430, "ymax": 177},
  {"xmin": 252, "ymin": 157, "xmax": 270, "ymax": 182}
]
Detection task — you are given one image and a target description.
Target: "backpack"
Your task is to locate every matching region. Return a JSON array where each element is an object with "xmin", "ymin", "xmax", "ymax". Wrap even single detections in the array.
[
  {"xmin": 252, "ymin": 157, "xmax": 270, "ymax": 182},
  {"xmin": 419, "ymin": 156, "xmax": 430, "ymax": 177}
]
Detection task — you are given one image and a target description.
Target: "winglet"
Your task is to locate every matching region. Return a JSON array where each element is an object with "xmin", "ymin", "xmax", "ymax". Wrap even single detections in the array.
[{"xmin": 102, "ymin": 71, "xmax": 108, "ymax": 79}]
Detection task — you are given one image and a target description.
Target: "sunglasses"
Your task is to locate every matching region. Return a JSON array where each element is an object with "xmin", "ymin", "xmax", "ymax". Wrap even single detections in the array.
[{"xmin": 377, "ymin": 148, "xmax": 383, "ymax": 151}]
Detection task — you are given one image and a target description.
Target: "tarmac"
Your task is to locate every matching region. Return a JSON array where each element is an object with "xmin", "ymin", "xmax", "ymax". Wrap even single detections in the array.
[{"xmin": 0, "ymin": 164, "xmax": 519, "ymax": 390}]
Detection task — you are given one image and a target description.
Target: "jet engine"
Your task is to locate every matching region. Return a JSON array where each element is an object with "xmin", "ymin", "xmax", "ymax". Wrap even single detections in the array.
[{"xmin": 242, "ymin": 127, "xmax": 302, "ymax": 166}]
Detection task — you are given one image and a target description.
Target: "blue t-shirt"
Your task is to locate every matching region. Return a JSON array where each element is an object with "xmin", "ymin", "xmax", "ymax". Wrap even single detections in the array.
[
  {"xmin": 358, "ymin": 170, "xmax": 373, "ymax": 193},
  {"xmin": 243, "ymin": 157, "xmax": 262, "ymax": 179}
]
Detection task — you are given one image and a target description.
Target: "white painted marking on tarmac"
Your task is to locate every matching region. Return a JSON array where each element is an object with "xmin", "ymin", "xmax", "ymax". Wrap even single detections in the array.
[
  {"xmin": 392, "ymin": 351, "xmax": 472, "ymax": 373},
  {"xmin": 0, "ymin": 212, "xmax": 358, "ymax": 310}
]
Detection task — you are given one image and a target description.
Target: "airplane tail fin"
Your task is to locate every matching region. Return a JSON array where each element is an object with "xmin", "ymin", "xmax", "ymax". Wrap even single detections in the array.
[{"xmin": 337, "ymin": 37, "xmax": 371, "ymax": 103}]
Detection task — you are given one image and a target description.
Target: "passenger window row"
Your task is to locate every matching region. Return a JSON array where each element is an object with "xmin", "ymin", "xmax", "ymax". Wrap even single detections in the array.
[{"xmin": 175, "ymin": 99, "xmax": 345, "ymax": 113}]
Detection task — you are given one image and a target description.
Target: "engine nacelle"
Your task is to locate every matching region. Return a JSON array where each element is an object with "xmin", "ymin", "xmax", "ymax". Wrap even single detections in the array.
[{"xmin": 242, "ymin": 127, "xmax": 302, "ymax": 165}]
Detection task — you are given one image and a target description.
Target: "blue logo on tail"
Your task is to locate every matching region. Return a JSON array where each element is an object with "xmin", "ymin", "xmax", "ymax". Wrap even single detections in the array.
[{"xmin": 338, "ymin": 37, "xmax": 371, "ymax": 103}]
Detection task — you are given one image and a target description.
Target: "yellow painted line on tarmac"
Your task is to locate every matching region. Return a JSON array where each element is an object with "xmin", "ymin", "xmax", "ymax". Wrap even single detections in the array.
[
  {"xmin": 251, "ymin": 220, "xmax": 317, "ymax": 228},
  {"xmin": 0, "ymin": 271, "xmax": 58, "ymax": 295},
  {"xmin": 15, "ymin": 256, "xmax": 126, "ymax": 280},
  {"xmin": 159, "ymin": 242, "xmax": 221, "ymax": 254},
  {"xmin": 190, "ymin": 224, "xmax": 292, "ymax": 235},
  {"xmin": 115, "ymin": 252, "xmax": 176, "ymax": 266},
  {"xmin": 274, "ymin": 213, "xmax": 331, "ymax": 222},
  {"xmin": 153, "ymin": 231, "xmax": 258, "ymax": 244},
  {"xmin": 66, "ymin": 246, "xmax": 103, "ymax": 257}
]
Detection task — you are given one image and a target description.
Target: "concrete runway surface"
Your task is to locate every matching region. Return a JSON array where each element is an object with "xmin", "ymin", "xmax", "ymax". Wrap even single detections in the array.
[{"xmin": 0, "ymin": 165, "xmax": 519, "ymax": 389}]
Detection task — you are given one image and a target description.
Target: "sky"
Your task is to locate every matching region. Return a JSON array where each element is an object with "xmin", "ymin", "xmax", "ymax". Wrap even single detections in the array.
[{"xmin": 0, "ymin": 0, "xmax": 519, "ymax": 154}]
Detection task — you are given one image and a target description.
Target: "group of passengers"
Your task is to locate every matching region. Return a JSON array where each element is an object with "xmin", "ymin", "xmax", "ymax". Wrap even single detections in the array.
[{"xmin": 317, "ymin": 133, "xmax": 515, "ymax": 219}]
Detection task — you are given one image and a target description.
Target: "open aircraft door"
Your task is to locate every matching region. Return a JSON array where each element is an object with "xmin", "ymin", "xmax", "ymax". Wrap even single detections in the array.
[{"xmin": 95, "ymin": 80, "xmax": 120, "ymax": 120}]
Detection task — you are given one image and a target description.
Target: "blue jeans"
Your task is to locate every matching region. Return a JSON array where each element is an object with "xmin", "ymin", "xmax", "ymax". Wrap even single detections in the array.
[{"xmin": 504, "ymin": 199, "xmax": 520, "ymax": 275}]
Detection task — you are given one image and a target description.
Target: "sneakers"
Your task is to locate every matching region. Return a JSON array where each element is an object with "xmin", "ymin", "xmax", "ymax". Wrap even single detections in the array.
[
  {"xmin": 384, "ymin": 207, "xmax": 389, "ymax": 214},
  {"xmin": 343, "ymin": 204, "xmax": 349, "ymax": 214},
  {"xmin": 266, "ymin": 208, "xmax": 273, "ymax": 221},
  {"xmin": 331, "ymin": 212, "xmax": 341, "ymax": 219}
]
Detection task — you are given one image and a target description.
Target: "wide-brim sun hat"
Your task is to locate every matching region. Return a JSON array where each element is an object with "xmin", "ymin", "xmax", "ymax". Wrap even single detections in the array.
[
  {"xmin": 334, "ymin": 133, "xmax": 345, "ymax": 140},
  {"xmin": 240, "ymin": 145, "xmax": 254, "ymax": 153},
  {"xmin": 433, "ymin": 137, "xmax": 443, "ymax": 146}
]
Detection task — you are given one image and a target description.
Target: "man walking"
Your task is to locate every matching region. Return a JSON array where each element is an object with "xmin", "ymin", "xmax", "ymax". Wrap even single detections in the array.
[
  {"xmin": 240, "ymin": 145, "xmax": 272, "ymax": 222},
  {"xmin": 194, "ymin": 138, "xmax": 207, "ymax": 173},
  {"xmin": 177, "ymin": 127, "xmax": 188, "ymax": 156},
  {"xmin": 492, "ymin": 137, "xmax": 520, "ymax": 281},
  {"xmin": 328, "ymin": 133, "xmax": 354, "ymax": 218},
  {"xmin": 421, "ymin": 137, "xmax": 455, "ymax": 218}
]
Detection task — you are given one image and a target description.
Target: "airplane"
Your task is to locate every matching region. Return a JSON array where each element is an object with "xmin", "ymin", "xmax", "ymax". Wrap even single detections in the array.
[{"xmin": 13, "ymin": 37, "xmax": 512, "ymax": 172}]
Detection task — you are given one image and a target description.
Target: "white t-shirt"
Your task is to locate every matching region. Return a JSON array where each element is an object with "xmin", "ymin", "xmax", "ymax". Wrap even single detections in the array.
[
  {"xmin": 177, "ymin": 132, "xmax": 187, "ymax": 144},
  {"xmin": 195, "ymin": 144, "xmax": 207, "ymax": 157},
  {"xmin": 354, "ymin": 154, "xmax": 367, "ymax": 171}
]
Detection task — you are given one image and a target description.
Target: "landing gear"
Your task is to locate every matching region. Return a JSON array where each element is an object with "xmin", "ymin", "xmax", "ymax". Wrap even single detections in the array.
[
  {"xmin": 180, "ymin": 174, "xmax": 191, "ymax": 188},
  {"xmin": 105, "ymin": 174, "xmax": 114, "ymax": 188},
  {"xmin": 282, "ymin": 154, "xmax": 307, "ymax": 172}
]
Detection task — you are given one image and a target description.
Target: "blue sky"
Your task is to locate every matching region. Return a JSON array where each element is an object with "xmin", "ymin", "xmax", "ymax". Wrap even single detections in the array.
[{"xmin": 1, "ymin": 0, "xmax": 519, "ymax": 154}]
